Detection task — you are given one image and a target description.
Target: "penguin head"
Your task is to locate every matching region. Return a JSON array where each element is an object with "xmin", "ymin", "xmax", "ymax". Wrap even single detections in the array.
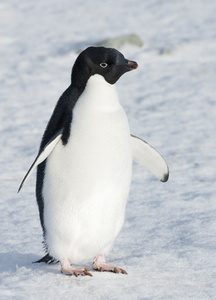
[{"xmin": 71, "ymin": 46, "xmax": 138, "ymax": 88}]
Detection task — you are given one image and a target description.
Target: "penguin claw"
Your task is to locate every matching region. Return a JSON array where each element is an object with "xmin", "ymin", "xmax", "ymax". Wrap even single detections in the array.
[
  {"xmin": 84, "ymin": 270, "xmax": 93, "ymax": 277},
  {"xmin": 84, "ymin": 267, "xmax": 91, "ymax": 271},
  {"xmin": 113, "ymin": 267, "xmax": 127, "ymax": 274},
  {"xmin": 120, "ymin": 268, "xmax": 128, "ymax": 275}
]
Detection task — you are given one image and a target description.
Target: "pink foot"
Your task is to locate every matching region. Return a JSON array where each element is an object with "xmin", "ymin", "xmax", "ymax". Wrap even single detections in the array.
[
  {"xmin": 60, "ymin": 259, "xmax": 92, "ymax": 277},
  {"xmin": 92, "ymin": 254, "xmax": 127, "ymax": 275}
]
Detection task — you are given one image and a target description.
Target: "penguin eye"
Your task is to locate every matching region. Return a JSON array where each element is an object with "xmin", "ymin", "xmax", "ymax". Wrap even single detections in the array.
[{"xmin": 100, "ymin": 63, "xmax": 108, "ymax": 68}]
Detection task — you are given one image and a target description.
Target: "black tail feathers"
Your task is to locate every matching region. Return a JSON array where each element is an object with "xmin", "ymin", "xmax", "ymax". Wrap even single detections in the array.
[{"xmin": 33, "ymin": 253, "xmax": 59, "ymax": 264}]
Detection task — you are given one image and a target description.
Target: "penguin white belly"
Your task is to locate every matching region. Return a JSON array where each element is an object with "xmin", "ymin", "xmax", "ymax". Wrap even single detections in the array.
[{"xmin": 43, "ymin": 75, "xmax": 132, "ymax": 263}]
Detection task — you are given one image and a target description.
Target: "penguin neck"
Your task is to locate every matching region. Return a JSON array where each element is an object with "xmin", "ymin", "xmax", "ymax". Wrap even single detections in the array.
[{"xmin": 81, "ymin": 74, "xmax": 119, "ymax": 111}]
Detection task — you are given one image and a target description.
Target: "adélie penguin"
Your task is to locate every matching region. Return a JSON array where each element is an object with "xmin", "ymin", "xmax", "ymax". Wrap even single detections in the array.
[{"xmin": 18, "ymin": 46, "xmax": 169, "ymax": 277}]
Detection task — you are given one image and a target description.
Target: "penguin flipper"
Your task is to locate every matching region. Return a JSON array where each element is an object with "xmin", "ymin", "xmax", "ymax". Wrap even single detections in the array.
[
  {"xmin": 18, "ymin": 130, "xmax": 63, "ymax": 192},
  {"xmin": 131, "ymin": 134, "xmax": 169, "ymax": 182}
]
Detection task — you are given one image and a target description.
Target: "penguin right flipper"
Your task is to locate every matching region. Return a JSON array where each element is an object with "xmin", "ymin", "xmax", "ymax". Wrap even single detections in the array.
[
  {"xmin": 18, "ymin": 129, "xmax": 63, "ymax": 192},
  {"xmin": 131, "ymin": 135, "xmax": 169, "ymax": 182}
]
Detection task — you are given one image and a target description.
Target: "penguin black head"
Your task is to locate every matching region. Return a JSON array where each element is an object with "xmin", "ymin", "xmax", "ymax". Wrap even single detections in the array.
[{"xmin": 71, "ymin": 46, "xmax": 138, "ymax": 88}]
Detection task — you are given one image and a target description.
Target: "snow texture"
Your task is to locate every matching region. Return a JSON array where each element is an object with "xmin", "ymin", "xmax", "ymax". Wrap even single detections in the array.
[{"xmin": 1, "ymin": 0, "xmax": 216, "ymax": 299}]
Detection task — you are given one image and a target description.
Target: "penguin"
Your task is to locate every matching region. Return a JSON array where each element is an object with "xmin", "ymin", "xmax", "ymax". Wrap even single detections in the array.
[{"xmin": 18, "ymin": 46, "xmax": 169, "ymax": 277}]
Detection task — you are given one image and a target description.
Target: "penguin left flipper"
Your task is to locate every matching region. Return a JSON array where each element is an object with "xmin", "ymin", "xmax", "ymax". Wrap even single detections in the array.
[
  {"xmin": 18, "ymin": 129, "xmax": 63, "ymax": 192},
  {"xmin": 131, "ymin": 135, "xmax": 169, "ymax": 182}
]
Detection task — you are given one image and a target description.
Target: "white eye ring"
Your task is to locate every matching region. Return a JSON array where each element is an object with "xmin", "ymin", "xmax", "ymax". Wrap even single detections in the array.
[{"xmin": 100, "ymin": 62, "xmax": 108, "ymax": 68}]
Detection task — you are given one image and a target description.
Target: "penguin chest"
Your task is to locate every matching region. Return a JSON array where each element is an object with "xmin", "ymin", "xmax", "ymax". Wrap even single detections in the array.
[
  {"xmin": 46, "ymin": 75, "xmax": 132, "ymax": 200},
  {"xmin": 46, "ymin": 85, "xmax": 132, "ymax": 206}
]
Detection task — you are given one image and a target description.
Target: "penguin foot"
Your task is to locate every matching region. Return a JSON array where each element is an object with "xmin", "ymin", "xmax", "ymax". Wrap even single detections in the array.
[
  {"xmin": 60, "ymin": 260, "xmax": 92, "ymax": 277},
  {"xmin": 92, "ymin": 254, "xmax": 127, "ymax": 275}
]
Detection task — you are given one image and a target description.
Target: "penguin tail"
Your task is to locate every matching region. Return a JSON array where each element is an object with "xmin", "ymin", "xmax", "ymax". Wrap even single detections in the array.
[{"xmin": 33, "ymin": 253, "xmax": 59, "ymax": 264}]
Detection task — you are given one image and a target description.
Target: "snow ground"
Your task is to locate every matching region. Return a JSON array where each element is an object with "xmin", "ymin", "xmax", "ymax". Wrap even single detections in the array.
[{"xmin": 1, "ymin": 0, "xmax": 216, "ymax": 299}]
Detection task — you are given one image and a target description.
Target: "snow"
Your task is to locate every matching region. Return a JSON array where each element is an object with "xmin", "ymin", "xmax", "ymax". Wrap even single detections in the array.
[{"xmin": 1, "ymin": 0, "xmax": 216, "ymax": 299}]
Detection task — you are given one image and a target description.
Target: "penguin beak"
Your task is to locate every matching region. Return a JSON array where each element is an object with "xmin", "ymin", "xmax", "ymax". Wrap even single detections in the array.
[{"xmin": 125, "ymin": 60, "xmax": 138, "ymax": 70}]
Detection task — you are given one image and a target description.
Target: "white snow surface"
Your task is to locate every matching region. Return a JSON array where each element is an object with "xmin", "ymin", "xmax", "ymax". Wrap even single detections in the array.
[{"xmin": 1, "ymin": 0, "xmax": 216, "ymax": 299}]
